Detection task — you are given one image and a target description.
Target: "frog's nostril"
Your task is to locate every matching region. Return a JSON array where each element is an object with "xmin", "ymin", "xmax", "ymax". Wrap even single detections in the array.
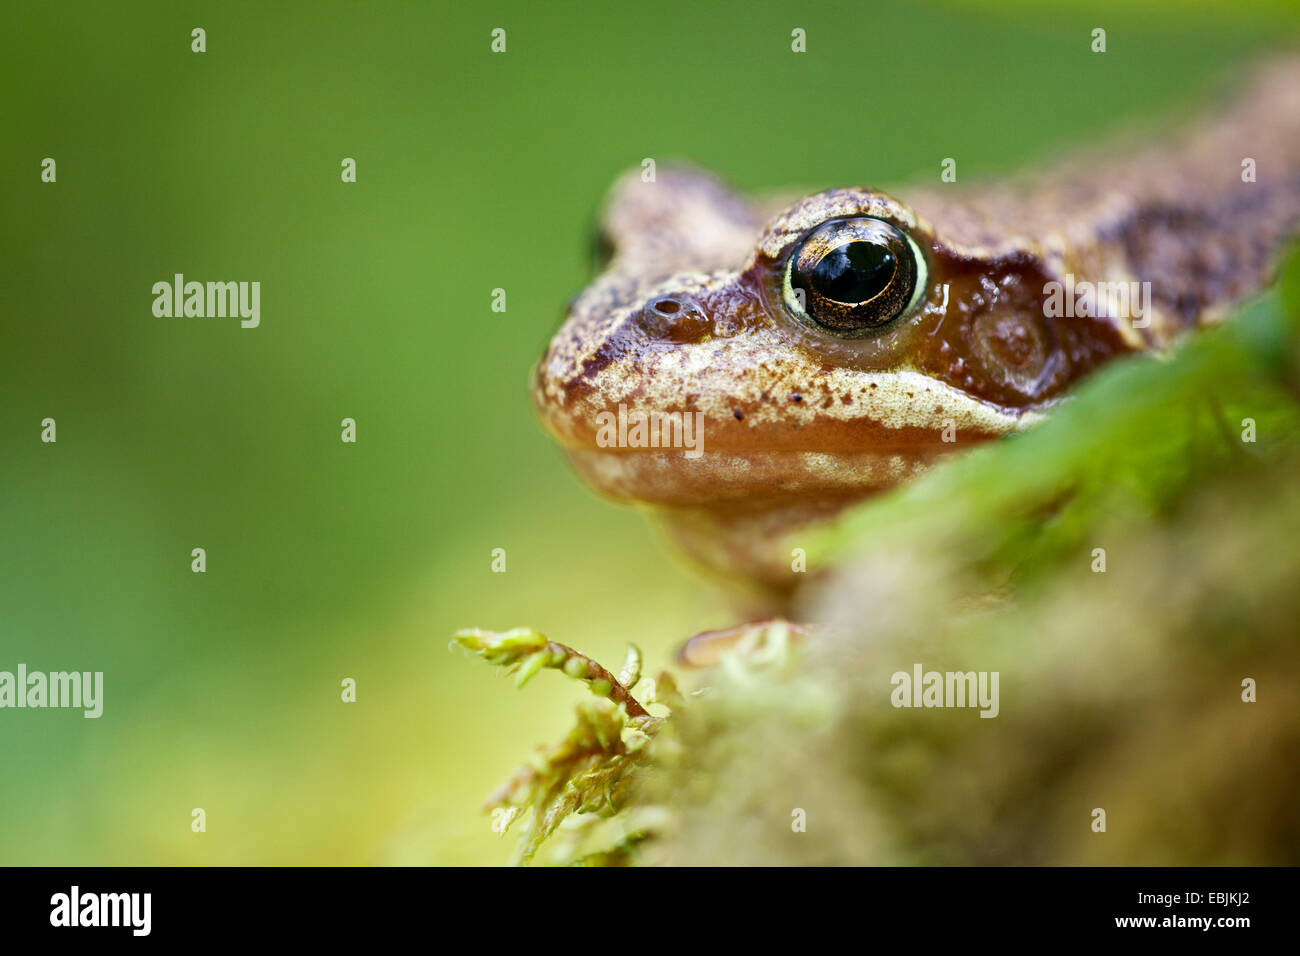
[{"xmin": 637, "ymin": 292, "xmax": 712, "ymax": 343}]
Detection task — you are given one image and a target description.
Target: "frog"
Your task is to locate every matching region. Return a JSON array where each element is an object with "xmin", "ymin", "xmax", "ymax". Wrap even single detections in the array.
[{"xmin": 532, "ymin": 57, "xmax": 1300, "ymax": 596}]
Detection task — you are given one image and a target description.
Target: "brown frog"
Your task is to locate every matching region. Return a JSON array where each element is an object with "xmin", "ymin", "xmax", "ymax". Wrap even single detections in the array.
[{"xmin": 533, "ymin": 58, "xmax": 1300, "ymax": 593}]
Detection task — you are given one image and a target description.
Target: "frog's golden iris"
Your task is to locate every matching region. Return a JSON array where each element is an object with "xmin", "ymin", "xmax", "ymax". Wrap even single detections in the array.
[{"xmin": 782, "ymin": 217, "xmax": 928, "ymax": 337}]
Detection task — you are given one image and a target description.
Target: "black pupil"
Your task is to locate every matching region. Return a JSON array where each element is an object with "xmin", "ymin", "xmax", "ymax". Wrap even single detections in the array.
[{"xmin": 810, "ymin": 241, "xmax": 896, "ymax": 304}]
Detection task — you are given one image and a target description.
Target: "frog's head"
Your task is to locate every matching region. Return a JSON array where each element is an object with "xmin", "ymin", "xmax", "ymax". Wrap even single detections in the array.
[{"xmin": 532, "ymin": 166, "xmax": 1129, "ymax": 587}]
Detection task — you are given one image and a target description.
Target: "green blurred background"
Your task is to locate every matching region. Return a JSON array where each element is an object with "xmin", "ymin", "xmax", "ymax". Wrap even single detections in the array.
[{"xmin": 2, "ymin": 0, "xmax": 1296, "ymax": 864}]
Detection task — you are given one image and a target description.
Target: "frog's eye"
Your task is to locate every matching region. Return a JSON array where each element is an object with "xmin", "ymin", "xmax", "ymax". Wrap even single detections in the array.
[{"xmin": 783, "ymin": 217, "xmax": 927, "ymax": 336}]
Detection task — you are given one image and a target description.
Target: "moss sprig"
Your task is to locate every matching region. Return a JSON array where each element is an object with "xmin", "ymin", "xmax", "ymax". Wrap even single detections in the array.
[
  {"xmin": 454, "ymin": 627, "xmax": 649, "ymax": 717},
  {"xmin": 453, "ymin": 627, "xmax": 678, "ymax": 863}
]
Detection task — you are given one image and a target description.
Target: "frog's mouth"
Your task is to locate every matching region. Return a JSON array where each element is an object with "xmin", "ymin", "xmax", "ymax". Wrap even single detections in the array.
[{"xmin": 532, "ymin": 368, "xmax": 1030, "ymax": 511}]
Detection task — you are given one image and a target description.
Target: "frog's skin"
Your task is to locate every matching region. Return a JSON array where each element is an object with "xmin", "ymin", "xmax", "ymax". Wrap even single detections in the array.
[{"xmin": 533, "ymin": 58, "xmax": 1300, "ymax": 591}]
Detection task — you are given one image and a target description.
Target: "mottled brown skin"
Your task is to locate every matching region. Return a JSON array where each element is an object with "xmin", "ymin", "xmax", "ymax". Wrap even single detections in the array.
[{"xmin": 533, "ymin": 58, "xmax": 1300, "ymax": 591}]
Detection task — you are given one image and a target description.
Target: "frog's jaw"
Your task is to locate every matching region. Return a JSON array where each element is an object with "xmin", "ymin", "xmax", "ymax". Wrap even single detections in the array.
[{"xmin": 535, "ymin": 340, "xmax": 1034, "ymax": 511}]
